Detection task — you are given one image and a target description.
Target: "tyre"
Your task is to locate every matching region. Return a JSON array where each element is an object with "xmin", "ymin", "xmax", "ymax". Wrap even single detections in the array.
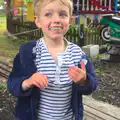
[{"xmin": 100, "ymin": 26, "xmax": 111, "ymax": 42}]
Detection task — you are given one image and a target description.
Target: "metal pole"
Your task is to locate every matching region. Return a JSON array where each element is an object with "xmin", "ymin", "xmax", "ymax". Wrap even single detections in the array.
[
  {"xmin": 109, "ymin": 0, "xmax": 111, "ymax": 10},
  {"xmin": 104, "ymin": 0, "xmax": 107, "ymax": 7},
  {"xmin": 82, "ymin": 0, "xmax": 85, "ymax": 11},
  {"xmin": 86, "ymin": 0, "xmax": 89, "ymax": 11},
  {"xmin": 76, "ymin": 0, "xmax": 80, "ymax": 25}
]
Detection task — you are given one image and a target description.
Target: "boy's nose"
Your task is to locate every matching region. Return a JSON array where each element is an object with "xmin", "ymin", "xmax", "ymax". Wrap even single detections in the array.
[
  {"xmin": 54, "ymin": 21, "xmax": 60, "ymax": 24},
  {"xmin": 53, "ymin": 15, "xmax": 60, "ymax": 24}
]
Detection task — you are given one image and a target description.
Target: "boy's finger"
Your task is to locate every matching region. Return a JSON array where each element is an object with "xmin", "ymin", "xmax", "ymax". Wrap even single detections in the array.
[
  {"xmin": 44, "ymin": 76, "xmax": 48, "ymax": 84},
  {"xmin": 33, "ymin": 80, "xmax": 41, "ymax": 88},
  {"xmin": 69, "ymin": 67, "xmax": 81, "ymax": 74},
  {"xmin": 40, "ymin": 78, "xmax": 48, "ymax": 88},
  {"xmin": 39, "ymin": 74, "xmax": 48, "ymax": 87},
  {"xmin": 33, "ymin": 77, "xmax": 46, "ymax": 88},
  {"xmin": 42, "ymin": 75, "xmax": 48, "ymax": 87}
]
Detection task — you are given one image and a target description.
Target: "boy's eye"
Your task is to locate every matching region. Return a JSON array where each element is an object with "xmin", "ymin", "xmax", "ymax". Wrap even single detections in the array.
[
  {"xmin": 59, "ymin": 12, "xmax": 68, "ymax": 17},
  {"xmin": 45, "ymin": 13, "xmax": 52, "ymax": 17}
]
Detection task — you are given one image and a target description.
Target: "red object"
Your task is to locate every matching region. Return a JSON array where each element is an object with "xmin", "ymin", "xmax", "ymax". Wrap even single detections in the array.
[
  {"xmin": 13, "ymin": 8, "xmax": 18, "ymax": 16},
  {"xmin": 89, "ymin": 0, "xmax": 109, "ymax": 9}
]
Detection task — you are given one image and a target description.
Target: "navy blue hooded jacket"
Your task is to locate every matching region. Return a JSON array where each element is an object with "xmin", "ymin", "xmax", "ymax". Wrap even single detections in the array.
[{"xmin": 7, "ymin": 40, "xmax": 98, "ymax": 120}]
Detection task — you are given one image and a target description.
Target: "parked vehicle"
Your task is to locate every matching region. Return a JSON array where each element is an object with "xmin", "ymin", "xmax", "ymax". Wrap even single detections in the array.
[
  {"xmin": 100, "ymin": 14, "xmax": 120, "ymax": 62},
  {"xmin": 100, "ymin": 14, "xmax": 120, "ymax": 42}
]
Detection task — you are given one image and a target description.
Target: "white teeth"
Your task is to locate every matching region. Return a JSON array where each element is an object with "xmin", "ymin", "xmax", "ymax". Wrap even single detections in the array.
[{"xmin": 49, "ymin": 27, "xmax": 62, "ymax": 30}]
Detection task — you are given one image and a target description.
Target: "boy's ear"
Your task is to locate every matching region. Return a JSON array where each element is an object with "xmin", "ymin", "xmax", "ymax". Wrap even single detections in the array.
[
  {"xmin": 69, "ymin": 16, "xmax": 74, "ymax": 25},
  {"xmin": 34, "ymin": 16, "xmax": 41, "ymax": 28}
]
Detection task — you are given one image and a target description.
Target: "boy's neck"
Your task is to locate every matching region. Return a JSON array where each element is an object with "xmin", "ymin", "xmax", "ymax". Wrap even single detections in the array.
[{"xmin": 43, "ymin": 36, "xmax": 65, "ymax": 48}]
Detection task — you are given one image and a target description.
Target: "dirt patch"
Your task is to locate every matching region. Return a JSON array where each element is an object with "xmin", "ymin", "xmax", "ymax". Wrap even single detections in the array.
[
  {"xmin": 0, "ymin": 82, "xmax": 16, "ymax": 120},
  {"xmin": 92, "ymin": 59, "xmax": 120, "ymax": 107}
]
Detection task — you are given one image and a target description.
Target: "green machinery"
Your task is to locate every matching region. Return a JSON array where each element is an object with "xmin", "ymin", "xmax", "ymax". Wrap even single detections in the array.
[{"xmin": 100, "ymin": 14, "xmax": 120, "ymax": 62}]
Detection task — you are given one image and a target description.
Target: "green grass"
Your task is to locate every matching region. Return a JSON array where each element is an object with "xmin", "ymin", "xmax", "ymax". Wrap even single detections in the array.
[
  {"xmin": 0, "ymin": 23, "xmax": 6, "ymax": 32},
  {"xmin": 0, "ymin": 35, "xmax": 27, "ymax": 57},
  {"xmin": 0, "ymin": 16, "xmax": 6, "ymax": 20},
  {"xmin": 0, "ymin": 35, "xmax": 19, "ymax": 60},
  {"xmin": 0, "ymin": 16, "xmax": 27, "ymax": 61},
  {"xmin": 0, "ymin": 17, "xmax": 6, "ymax": 32}
]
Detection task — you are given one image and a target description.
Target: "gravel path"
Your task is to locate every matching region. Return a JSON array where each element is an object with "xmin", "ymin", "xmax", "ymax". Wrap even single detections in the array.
[{"xmin": 92, "ymin": 59, "xmax": 120, "ymax": 107}]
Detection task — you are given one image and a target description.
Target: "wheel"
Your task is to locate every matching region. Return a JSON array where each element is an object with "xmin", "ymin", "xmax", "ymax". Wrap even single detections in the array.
[{"xmin": 100, "ymin": 26, "xmax": 111, "ymax": 42}]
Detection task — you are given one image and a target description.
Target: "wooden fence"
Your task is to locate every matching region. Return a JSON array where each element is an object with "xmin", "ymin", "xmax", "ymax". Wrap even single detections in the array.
[
  {"xmin": 7, "ymin": 19, "xmax": 104, "ymax": 46},
  {"xmin": 84, "ymin": 25, "xmax": 104, "ymax": 45}
]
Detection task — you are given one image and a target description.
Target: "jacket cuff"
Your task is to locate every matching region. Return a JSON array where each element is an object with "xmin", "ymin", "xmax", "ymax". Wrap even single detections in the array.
[
  {"xmin": 8, "ymin": 75, "xmax": 33, "ymax": 97},
  {"xmin": 74, "ymin": 72, "xmax": 98, "ymax": 95}
]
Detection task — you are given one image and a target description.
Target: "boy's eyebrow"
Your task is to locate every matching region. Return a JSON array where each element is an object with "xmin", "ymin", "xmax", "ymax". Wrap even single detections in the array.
[
  {"xmin": 45, "ymin": 9, "xmax": 68, "ymax": 13},
  {"xmin": 60, "ymin": 10, "xmax": 68, "ymax": 13}
]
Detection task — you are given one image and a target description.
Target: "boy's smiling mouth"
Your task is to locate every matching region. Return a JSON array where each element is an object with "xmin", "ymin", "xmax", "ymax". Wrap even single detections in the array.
[{"xmin": 49, "ymin": 27, "xmax": 63, "ymax": 31}]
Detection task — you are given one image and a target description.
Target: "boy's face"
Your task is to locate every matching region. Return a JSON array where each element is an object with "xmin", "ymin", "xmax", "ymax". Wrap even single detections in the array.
[{"xmin": 35, "ymin": 0, "xmax": 72, "ymax": 40}]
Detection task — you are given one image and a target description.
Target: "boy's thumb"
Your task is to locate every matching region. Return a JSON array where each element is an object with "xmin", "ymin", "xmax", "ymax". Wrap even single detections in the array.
[{"xmin": 81, "ymin": 60, "xmax": 86, "ymax": 72}]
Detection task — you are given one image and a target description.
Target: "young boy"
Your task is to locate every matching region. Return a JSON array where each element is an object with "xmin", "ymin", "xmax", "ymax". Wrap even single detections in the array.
[{"xmin": 7, "ymin": 0, "xmax": 98, "ymax": 120}]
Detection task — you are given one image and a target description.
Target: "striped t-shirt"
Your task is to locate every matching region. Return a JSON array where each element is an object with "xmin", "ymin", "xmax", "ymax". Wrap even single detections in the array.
[{"xmin": 35, "ymin": 38, "xmax": 85, "ymax": 120}]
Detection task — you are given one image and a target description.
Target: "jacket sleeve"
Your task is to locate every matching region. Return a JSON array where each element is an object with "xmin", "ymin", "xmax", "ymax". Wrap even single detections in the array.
[
  {"xmin": 7, "ymin": 53, "xmax": 33, "ymax": 97},
  {"xmin": 74, "ymin": 56, "xmax": 98, "ymax": 95},
  {"xmin": 7, "ymin": 41, "xmax": 37, "ymax": 97}
]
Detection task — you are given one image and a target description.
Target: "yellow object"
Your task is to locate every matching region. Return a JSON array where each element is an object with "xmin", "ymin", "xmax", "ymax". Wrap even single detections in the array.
[
  {"xmin": 26, "ymin": 2, "xmax": 34, "ymax": 21},
  {"xmin": 13, "ymin": 0, "xmax": 24, "ymax": 7}
]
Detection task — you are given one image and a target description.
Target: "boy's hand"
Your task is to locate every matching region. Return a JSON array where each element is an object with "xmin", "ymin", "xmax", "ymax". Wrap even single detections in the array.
[
  {"xmin": 22, "ymin": 72, "xmax": 48, "ymax": 91},
  {"xmin": 68, "ymin": 60, "xmax": 86, "ymax": 83}
]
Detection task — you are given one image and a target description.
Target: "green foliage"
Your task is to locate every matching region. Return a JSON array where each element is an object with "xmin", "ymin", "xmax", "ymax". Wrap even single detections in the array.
[
  {"xmin": 91, "ymin": 54, "xmax": 105, "ymax": 75},
  {"xmin": 92, "ymin": 54, "xmax": 104, "ymax": 60},
  {"xmin": 70, "ymin": 24, "xmax": 77, "ymax": 29},
  {"xmin": 67, "ymin": 24, "xmax": 78, "ymax": 34},
  {"xmin": 0, "ymin": 83, "xmax": 7, "ymax": 90},
  {"xmin": 95, "ymin": 68, "xmax": 103, "ymax": 75},
  {"xmin": 85, "ymin": 25, "xmax": 97, "ymax": 33},
  {"xmin": 0, "ymin": 0, "xmax": 4, "ymax": 5}
]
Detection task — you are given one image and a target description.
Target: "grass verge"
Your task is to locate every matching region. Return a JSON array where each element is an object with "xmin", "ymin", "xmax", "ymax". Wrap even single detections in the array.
[
  {"xmin": 0, "ymin": 16, "xmax": 6, "ymax": 32},
  {"xmin": 0, "ymin": 35, "xmax": 19, "ymax": 61}
]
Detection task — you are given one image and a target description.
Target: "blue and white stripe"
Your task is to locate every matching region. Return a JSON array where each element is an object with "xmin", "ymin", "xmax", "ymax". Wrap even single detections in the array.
[{"xmin": 35, "ymin": 38, "xmax": 85, "ymax": 120}]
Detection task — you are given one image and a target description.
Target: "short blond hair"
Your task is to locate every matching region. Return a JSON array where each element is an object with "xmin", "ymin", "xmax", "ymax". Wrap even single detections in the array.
[{"xmin": 33, "ymin": 0, "xmax": 73, "ymax": 17}]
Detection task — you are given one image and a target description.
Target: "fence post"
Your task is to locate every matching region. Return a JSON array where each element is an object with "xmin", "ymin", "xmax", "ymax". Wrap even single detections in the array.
[{"xmin": 78, "ymin": 24, "xmax": 84, "ymax": 47}]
